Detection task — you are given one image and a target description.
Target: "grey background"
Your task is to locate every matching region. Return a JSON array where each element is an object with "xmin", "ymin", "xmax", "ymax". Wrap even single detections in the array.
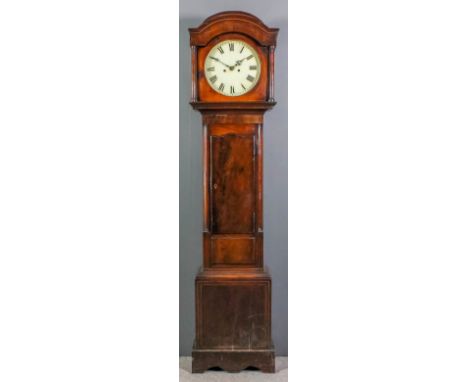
[{"xmin": 179, "ymin": 0, "xmax": 288, "ymax": 356}]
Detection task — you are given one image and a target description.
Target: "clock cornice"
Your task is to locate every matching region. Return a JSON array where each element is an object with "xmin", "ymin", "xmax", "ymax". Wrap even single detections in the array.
[{"xmin": 189, "ymin": 11, "xmax": 279, "ymax": 47}]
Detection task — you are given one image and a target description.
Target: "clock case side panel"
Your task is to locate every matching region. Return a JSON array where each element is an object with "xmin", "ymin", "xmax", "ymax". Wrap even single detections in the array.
[{"xmin": 202, "ymin": 116, "xmax": 264, "ymax": 269}]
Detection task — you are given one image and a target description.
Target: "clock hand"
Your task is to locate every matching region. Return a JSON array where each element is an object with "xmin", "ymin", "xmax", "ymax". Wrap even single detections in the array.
[
  {"xmin": 209, "ymin": 56, "xmax": 231, "ymax": 69},
  {"xmin": 235, "ymin": 57, "xmax": 248, "ymax": 66}
]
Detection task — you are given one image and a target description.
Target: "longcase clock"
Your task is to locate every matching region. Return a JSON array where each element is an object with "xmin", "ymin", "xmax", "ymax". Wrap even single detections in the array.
[{"xmin": 189, "ymin": 11, "xmax": 279, "ymax": 373}]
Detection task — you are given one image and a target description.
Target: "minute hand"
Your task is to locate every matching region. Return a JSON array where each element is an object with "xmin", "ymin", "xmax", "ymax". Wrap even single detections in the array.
[{"xmin": 209, "ymin": 56, "xmax": 230, "ymax": 69}]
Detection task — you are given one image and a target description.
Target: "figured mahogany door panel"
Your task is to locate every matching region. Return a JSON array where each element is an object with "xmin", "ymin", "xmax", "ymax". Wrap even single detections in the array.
[
  {"xmin": 210, "ymin": 235, "xmax": 255, "ymax": 266},
  {"xmin": 198, "ymin": 282, "xmax": 270, "ymax": 349},
  {"xmin": 210, "ymin": 133, "xmax": 255, "ymax": 234}
]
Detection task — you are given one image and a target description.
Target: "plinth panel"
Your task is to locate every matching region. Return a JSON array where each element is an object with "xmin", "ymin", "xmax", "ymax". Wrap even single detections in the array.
[{"xmin": 197, "ymin": 281, "xmax": 270, "ymax": 349}]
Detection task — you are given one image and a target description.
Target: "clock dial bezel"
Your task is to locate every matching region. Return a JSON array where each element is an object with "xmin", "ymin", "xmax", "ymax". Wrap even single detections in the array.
[
  {"xmin": 197, "ymin": 33, "xmax": 268, "ymax": 102},
  {"xmin": 203, "ymin": 39, "xmax": 261, "ymax": 97}
]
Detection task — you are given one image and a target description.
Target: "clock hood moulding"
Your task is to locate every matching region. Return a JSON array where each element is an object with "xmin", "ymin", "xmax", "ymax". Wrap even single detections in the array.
[
  {"xmin": 189, "ymin": 101, "xmax": 276, "ymax": 111},
  {"xmin": 189, "ymin": 11, "xmax": 279, "ymax": 47},
  {"xmin": 189, "ymin": 11, "xmax": 278, "ymax": 107}
]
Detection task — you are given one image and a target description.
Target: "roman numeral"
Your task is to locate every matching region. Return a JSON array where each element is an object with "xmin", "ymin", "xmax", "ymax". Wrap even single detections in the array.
[
  {"xmin": 247, "ymin": 54, "xmax": 254, "ymax": 60},
  {"xmin": 207, "ymin": 67, "xmax": 215, "ymax": 72},
  {"xmin": 209, "ymin": 75, "xmax": 217, "ymax": 84},
  {"xmin": 246, "ymin": 75, "xmax": 255, "ymax": 82},
  {"xmin": 240, "ymin": 46, "xmax": 245, "ymax": 53},
  {"xmin": 229, "ymin": 42, "xmax": 234, "ymax": 51},
  {"xmin": 217, "ymin": 46, "xmax": 224, "ymax": 54},
  {"xmin": 230, "ymin": 86, "xmax": 235, "ymax": 94},
  {"xmin": 241, "ymin": 83, "xmax": 246, "ymax": 90},
  {"xmin": 218, "ymin": 83, "xmax": 225, "ymax": 91},
  {"xmin": 249, "ymin": 65, "xmax": 257, "ymax": 70}
]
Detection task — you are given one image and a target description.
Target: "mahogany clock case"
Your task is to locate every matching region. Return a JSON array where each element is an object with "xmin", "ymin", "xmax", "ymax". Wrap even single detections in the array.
[
  {"xmin": 187, "ymin": 11, "xmax": 282, "ymax": 373},
  {"xmin": 179, "ymin": 3, "xmax": 288, "ymax": 371}
]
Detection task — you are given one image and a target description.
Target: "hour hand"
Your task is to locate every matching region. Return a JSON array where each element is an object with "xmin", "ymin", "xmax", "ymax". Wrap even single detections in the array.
[{"xmin": 235, "ymin": 58, "xmax": 246, "ymax": 66}]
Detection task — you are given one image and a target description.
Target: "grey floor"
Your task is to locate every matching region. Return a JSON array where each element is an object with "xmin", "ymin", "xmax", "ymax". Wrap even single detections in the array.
[{"xmin": 179, "ymin": 357, "xmax": 288, "ymax": 381}]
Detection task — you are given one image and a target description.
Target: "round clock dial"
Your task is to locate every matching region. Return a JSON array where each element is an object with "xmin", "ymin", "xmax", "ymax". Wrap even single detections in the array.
[{"xmin": 204, "ymin": 40, "xmax": 261, "ymax": 97}]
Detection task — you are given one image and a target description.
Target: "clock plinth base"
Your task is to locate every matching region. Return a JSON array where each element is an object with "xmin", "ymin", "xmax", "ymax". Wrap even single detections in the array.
[
  {"xmin": 192, "ymin": 347, "xmax": 275, "ymax": 373},
  {"xmin": 192, "ymin": 268, "xmax": 274, "ymax": 373}
]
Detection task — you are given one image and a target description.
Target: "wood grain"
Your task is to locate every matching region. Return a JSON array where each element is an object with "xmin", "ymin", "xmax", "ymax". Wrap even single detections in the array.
[{"xmin": 210, "ymin": 133, "xmax": 255, "ymax": 234}]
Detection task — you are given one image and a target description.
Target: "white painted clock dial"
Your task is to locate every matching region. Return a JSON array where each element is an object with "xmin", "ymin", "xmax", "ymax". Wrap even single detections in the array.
[{"xmin": 204, "ymin": 40, "xmax": 261, "ymax": 97}]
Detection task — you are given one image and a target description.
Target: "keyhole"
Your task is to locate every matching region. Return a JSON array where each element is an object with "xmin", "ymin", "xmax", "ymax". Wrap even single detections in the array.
[{"xmin": 213, "ymin": 183, "xmax": 218, "ymax": 190}]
